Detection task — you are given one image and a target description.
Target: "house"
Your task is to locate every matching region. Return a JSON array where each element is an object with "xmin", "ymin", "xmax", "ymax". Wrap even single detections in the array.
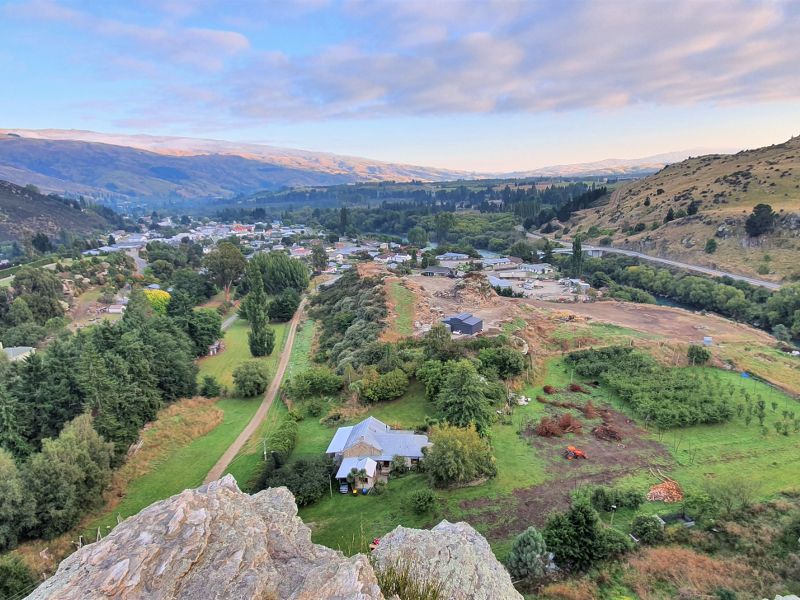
[
  {"xmin": 421, "ymin": 266, "xmax": 454, "ymax": 277},
  {"xmin": 326, "ymin": 416, "xmax": 430, "ymax": 489},
  {"xmin": 562, "ymin": 278, "xmax": 590, "ymax": 293},
  {"xmin": 482, "ymin": 257, "xmax": 514, "ymax": 270},
  {"xmin": 1, "ymin": 343, "xmax": 35, "ymax": 362},
  {"xmin": 520, "ymin": 263, "xmax": 554, "ymax": 275},
  {"xmin": 488, "ymin": 275, "xmax": 513, "ymax": 291},
  {"xmin": 435, "ymin": 252, "xmax": 469, "ymax": 261},
  {"xmin": 442, "ymin": 312, "xmax": 483, "ymax": 335}
]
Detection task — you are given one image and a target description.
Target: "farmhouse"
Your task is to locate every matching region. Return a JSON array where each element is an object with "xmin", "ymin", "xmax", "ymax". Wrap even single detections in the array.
[
  {"xmin": 326, "ymin": 417, "xmax": 430, "ymax": 489},
  {"xmin": 482, "ymin": 257, "xmax": 514, "ymax": 270},
  {"xmin": 442, "ymin": 312, "xmax": 483, "ymax": 335}
]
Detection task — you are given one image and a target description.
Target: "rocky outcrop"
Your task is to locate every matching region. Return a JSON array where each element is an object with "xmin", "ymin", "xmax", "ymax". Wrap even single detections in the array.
[
  {"xmin": 372, "ymin": 521, "xmax": 523, "ymax": 600},
  {"xmin": 27, "ymin": 476, "xmax": 382, "ymax": 600},
  {"xmin": 27, "ymin": 477, "xmax": 521, "ymax": 600}
]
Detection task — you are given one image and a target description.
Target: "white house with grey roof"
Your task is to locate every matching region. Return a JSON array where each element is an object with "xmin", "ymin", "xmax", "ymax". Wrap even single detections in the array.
[{"xmin": 326, "ymin": 416, "xmax": 430, "ymax": 489}]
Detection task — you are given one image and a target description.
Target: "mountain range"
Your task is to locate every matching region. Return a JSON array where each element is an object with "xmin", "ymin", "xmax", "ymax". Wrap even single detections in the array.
[{"xmin": 0, "ymin": 129, "xmax": 732, "ymax": 205}]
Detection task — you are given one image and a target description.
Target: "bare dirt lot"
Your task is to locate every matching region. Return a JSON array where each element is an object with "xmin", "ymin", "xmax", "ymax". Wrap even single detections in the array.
[{"xmin": 459, "ymin": 396, "xmax": 673, "ymax": 539}]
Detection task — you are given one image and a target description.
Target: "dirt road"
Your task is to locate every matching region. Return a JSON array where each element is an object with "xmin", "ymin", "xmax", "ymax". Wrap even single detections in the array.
[{"xmin": 203, "ymin": 298, "xmax": 306, "ymax": 484}]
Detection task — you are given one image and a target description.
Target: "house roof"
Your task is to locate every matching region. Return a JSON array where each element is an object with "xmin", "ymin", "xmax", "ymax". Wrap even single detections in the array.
[
  {"xmin": 422, "ymin": 266, "xmax": 452, "ymax": 274},
  {"xmin": 483, "ymin": 257, "xmax": 512, "ymax": 265},
  {"xmin": 335, "ymin": 457, "xmax": 377, "ymax": 480},
  {"xmin": 436, "ymin": 252, "xmax": 469, "ymax": 260},
  {"xmin": 326, "ymin": 416, "xmax": 429, "ymax": 461},
  {"xmin": 488, "ymin": 275, "xmax": 513, "ymax": 288},
  {"xmin": 445, "ymin": 313, "xmax": 482, "ymax": 326}
]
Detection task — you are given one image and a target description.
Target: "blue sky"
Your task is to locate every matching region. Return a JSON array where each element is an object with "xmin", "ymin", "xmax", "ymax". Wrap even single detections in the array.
[{"xmin": 1, "ymin": 0, "xmax": 799, "ymax": 171}]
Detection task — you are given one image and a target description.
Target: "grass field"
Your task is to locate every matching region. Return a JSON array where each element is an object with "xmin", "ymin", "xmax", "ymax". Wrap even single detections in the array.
[{"xmin": 386, "ymin": 280, "xmax": 415, "ymax": 338}]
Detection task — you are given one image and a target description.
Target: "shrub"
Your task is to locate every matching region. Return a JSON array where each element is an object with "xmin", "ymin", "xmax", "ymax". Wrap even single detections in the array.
[
  {"xmin": 507, "ymin": 526, "xmax": 548, "ymax": 581},
  {"xmin": 424, "ymin": 424, "xmax": 496, "ymax": 488},
  {"xmin": 360, "ymin": 368, "xmax": 409, "ymax": 404},
  {"xmin": 264, "ymin": 456, "xmax": 333, "ymax": 506},
  {"xmin": 631, "ymin": 515, "xmax": 664, "ymax": 544},
  {"xmin": 687, "ymin": 344, "xmax": 711, "ymax": 365},
  {"xmin": 0, "ymin": 555, "xmax": 36, "ymax": 600},
  {"xmin": 704, "ymin": 239, "xmax": 717, "ymax": 254},
  {"xmin": 410, "ymin": 489, "xmax": 436, "ymax": 514},
  {"xmin": 305, "ymin": 397, "xmax": 325, "ymax": 417},
  {"xmin": 596, "ymin": 526, "xmax": 633, "ymax": 558},
  {"xmin": 266, "ymin": 417, "xmax": 298, "ymax": 460},
  {"xmin": 268, "ymin": 288, "xmax": 301, "ymax": 322},
  {"xmin": 233, "ymin": 360, "xmax": 270, "ymax": 397},
  {"xmin": 285, "ymin": 367, "xmax": 343, "ymax": 399},
  {"xmin": 391, "ymin": 454, "xmax": 409, "ymax": 476},
  {"xmin": 477, "ymin": 346, "xmax": 525, "ymax": 379},
  {"xmin": 200, "ymin": 375, "xmax": 222, "ymax": 397}
]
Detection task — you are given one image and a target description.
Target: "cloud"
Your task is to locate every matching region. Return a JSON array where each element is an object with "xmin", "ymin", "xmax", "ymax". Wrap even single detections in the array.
[{"xmin": 6, "ymin": 0, "xmax": 800, "ymax": 125}]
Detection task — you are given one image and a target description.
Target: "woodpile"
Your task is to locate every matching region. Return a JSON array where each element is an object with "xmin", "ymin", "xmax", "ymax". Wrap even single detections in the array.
[
  {"xmin": 646, "ymin": 469, "xmax": 684, "ymax": 502},
  {"xmin": 592, "ymin": 424, "xmax": 622, "ymax": 442}
]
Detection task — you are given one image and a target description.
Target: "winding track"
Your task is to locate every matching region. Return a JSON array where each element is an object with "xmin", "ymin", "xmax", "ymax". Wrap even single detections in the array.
[{"xmin": 203, "ymin": 298, "xmax": 307, "ymax": 484}]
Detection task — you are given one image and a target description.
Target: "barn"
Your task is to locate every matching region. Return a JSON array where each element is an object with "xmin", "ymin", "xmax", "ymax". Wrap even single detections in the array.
[{"xmin": 442, "ymin": 312, "xmax": 483, "ymax": 335}]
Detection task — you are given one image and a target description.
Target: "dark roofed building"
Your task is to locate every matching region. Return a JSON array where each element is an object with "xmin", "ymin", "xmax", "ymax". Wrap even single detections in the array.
[
  {"xmin": 442, "ymin": 312, "xmax": 483, "ymax": 335},
  {"xmin": 421, "ymin": 266, "xmax": 454, "ymax": 277}
]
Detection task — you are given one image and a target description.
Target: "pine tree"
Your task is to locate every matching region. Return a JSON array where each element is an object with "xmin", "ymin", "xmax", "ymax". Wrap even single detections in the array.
[
  {"xmin": 507, "ymin": 526, "xmax": 548, "ymax": 580},
  {"xmin": 571, "ymin": 237, "xmax": 584, "ymax": 278}
]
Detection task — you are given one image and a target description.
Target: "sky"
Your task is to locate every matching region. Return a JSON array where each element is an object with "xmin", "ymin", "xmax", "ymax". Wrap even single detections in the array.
[{"xmin": 1, "ymin": 0, "xmax": 799, "ymax": 171}]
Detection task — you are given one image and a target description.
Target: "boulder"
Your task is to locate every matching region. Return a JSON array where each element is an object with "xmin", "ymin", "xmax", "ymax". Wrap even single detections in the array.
[
  {"xmin": 372, "ymin": 520, "xmax": 523, "ymax": 600},
  {"xmin": 27, "ymin": 476, "xmax": 382, "ymax": 600}
]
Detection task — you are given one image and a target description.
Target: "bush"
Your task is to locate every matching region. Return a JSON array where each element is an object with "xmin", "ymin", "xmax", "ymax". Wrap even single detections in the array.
[
  {"xmin": 391, "ymin": 454, "xmax": 409, "ymax": 476},
  {"xmin": 507, "ymin": 526, "xmax": 548, "ymax": 581},
  {"xmin": 477, "ymin": 346, "xmax": 525, "ymax": 379},
  {"xmin": 410, "ymin": 489, "xmax": 436, "ymax": 514},
  {"xmin": 596, "ymin": 526, "xmax": 633, "ymax": 559},
  {"xmin": 264, "ymin": 456, "xmax": 333, "ymax": 506},
  {"xmin": 631, "ymin": 515, "xmax": 664, "ymax": 544},
  {"xmin": 359, "ymin": 368, "xmax": 409, "ymax": 404},
  {"xmin": 583, "ymin": 485, "xmax": 645, "ymax": 512},
  {"xmin": 200, "ymin": 375, "xmax": 222, "ymax": 397},
  {"xmin": 233, "ymin": 360, "xmax": 270, "ymax": 397},
  {"xmin": 0, "ymin": 555, "xmax": 36, "ymax": 600},
  {"xmin": 687, "ymin": 344, "xmax": 711, "ymax": 365},
  {"xmin": 305, "ymin": 397, "xmax": 325, "ymax": 417},
  {"xmin": 425, "ymin": 424, "xmax": 496, "ymax": 488},
  {"xmin": 266, "ymin": 417, "xmax": 298, "ymax": 460},
  {"xmin": 285, "ymin": 367, "xmax": 343, "ymax": 399}
]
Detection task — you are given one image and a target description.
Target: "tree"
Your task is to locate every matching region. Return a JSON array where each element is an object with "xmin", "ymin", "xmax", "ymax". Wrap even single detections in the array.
[
  {"xmin": 423, "ymin": 323, "xmax": 462, "ymax": 361},
  {"xmin": 242, "ymin": 267, "xmax": 275, "ymax": 357},
  {"xmin": 541, "ymin": 239, "xmax": 554, "ymax": 263},
  {"xmin": 248, "ymin": 252, "xmax": 309, "ymax": 295},
  {"xmin": 233, "ymin": 360, "xmax": 270, "ymax": 397},
  {"xmin": 772, "ymin": 324, "xmax": 791, "ymax": 343},
  {"xmin": 745, "ymin": 203, "xmax": 775, "ymax": 237},
  {"xmin": 0, "ymin": 449, "xmax": 34, "ymax": 551},
  {"xmin": 7, "ymin": 297, "xmax": 33, "ymax": 326},
  {"xmin": 434, "ymin": 212, "xmax": 456, "ymax": 242},
  {"xmin": 543, "ymin": 500, "xmax": 602, "ymax": 571},
  {"xmin": 359, "ymin": 367, "xmax": 409, "ymax": 403},
  {"xmin": 507, "ymin": 526, "xmax": 548, "ymax": 581},
  {"xmin": 478, "ymin": 346, "xmax": 525, "ymax": 379},
  {"xmin": 407, "ymin": 226, "xmax": 428, "ymax": 247},
  {"xmin": 31, "ymin": 232, "xmax": 53, "ymax": 254},
  {"xmin": 204, "ymin": 242, "xmax": 246, "ymax": 302},
  {"xmin": 571, "ymin": 237, "xmax": 584, "ymax": 278},
  {"xmin": 200, "ymin": 375, "xmax": 222, "ymax": 397},
  {"xmin": 704, "ymin": 238, "xmax": 717, "ymax": 254},
  {"xmin": 424, "ymin": 424, "xmax": 496, "ymax": 488},
  {"xmin": 339, "ymin": 206, "xmax": 350, "ymax": 234},
  {"xmin": 268, "ymin": 288, "xmax": 301, "ymax": 322},
  {"xmin": 311, "ymin": 244, "xmax": 328, "ymax": 272},
  {"xmin": 143, "ymin": 288, "xmax": 171, "ymax": 315},
  {"xmin": 185, "ymin": 309, "xmax": 222, "ymax": 357},
  {"xmin": 507, "ymin": 240, "xmax": 535, "ymax": 262},
  {"xmin": 0, "ymin": 555, "xmax": 36, "ymax": 600},
  {"xmin": 12, "ymin": 267, "xmax": 64, "ymax": 324},
  {"xmin": 25, "ymin": 414, "xmax": 113, "ymax": 538},
  {"xmin": 436, "ymin": 360, "xmax": 495, "ymax": 434},
  {"xmin": 687, "ymin": 344, "xmax": 711, "ymax": 365},
  {"xmin": 664, "ymin": 207, "xmax": 675, "ymax": 223}
]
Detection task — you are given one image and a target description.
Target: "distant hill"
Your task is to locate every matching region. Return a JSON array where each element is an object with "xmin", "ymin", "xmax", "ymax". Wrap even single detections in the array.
[
  {"xmin": 569, "ymin": 137, "xmax": 800, "ymax": 282},
  {"xmin": 0, "ymin": 179, "xmax": 113, "ymax": 242},
  {"xmin": 0, "ymin": 130, "xmax": 468, "ymax": 205}
]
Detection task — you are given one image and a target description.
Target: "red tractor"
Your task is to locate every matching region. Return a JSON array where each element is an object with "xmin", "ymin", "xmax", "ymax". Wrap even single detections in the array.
[{"xmin": 564, "ymin": 446, "xmax": 587, "ymax": 460}]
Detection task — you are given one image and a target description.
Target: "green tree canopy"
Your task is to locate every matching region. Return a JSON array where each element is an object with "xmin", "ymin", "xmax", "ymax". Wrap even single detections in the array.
[{"xmin": 203, "ymin": 242, "xmax": 246, "ymax": 302}]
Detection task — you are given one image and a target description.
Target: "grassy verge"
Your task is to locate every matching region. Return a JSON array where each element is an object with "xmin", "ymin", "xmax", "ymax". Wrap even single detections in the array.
[{"xmin": 387, "ymin": 281, "xmax": 415, "ymax": 337}]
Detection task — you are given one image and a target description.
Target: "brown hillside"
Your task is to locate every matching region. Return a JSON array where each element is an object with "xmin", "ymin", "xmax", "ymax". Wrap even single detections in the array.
[
  {"xmin": 570, "ymin": 137, "xmax": 800, "ymax": 281},
  {"xmin": 0, "ymin": 179, "xmax": 112, "ymax": 242}
]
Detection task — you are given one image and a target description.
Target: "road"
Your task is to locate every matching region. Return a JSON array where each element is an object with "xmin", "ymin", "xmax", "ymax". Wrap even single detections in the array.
[
  {"xmin": 125, "ymin": 248, "xmax": 148, "ymax": 274},
  {"xmin": 521, "ymin": 229, "xmax": 781, "ymax": 291},
  {"xmin": 203, "ymin": 298, "xmax": 307, "ymax": 484}
]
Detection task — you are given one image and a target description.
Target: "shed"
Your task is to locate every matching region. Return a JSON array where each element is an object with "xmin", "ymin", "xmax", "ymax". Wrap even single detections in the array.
[
  {"xmin": 421, "ymin": 266, "xmax": 454, "ymax": 277},
  {"xmin": 443, "ymin": 312, "xmax": 483, "ymax": 335}
]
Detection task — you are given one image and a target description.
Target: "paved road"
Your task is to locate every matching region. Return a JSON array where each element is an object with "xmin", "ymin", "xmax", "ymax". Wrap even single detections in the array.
[
  {"xmin": 125, "ymin": 248, "xmax": 148, "ymax": 274},
  {"xmin": 204, "ymin": 298, "xmax": 307, "ymax": 484},
  {"xmin": 521, "ymin": 229, "xmax": 781, "ymax": 291}
]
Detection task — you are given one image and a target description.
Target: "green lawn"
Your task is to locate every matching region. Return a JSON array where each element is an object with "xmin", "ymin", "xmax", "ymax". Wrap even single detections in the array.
[{"xmin": 387, "ymin": 281, "xmax": 415, "ymax": 337}]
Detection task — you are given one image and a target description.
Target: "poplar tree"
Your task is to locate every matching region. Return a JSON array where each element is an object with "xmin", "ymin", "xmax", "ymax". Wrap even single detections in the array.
[{"xmin": 245, "ymin": 268, "xmax": 275, "ymax": 357}]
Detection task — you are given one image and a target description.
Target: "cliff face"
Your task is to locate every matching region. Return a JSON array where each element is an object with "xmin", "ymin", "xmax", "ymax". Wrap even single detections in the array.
[{"xmin": 27, "ymin": 476, "xmax": 522, "ymax": 600}]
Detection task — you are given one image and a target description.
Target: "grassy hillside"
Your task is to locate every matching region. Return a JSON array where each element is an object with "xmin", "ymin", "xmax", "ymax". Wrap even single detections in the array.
[
  {"xmin": 0, "ymin": 179, "xmax": 112, "ymax": 242},
  {"xmin": 571, "ymin": 137, "xmax": 800, "ymax": 281}
]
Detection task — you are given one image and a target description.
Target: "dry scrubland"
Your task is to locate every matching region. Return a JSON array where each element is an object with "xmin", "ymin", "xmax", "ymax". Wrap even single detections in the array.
[{"xmin": 572, "ymin": 137, "xmax": 800, "ymax": 281}]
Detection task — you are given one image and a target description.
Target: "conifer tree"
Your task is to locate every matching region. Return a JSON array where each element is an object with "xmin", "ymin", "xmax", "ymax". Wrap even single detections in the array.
[{"xmin": 507, "ymin": 526, "xmax": 548, "ymax": 581}]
